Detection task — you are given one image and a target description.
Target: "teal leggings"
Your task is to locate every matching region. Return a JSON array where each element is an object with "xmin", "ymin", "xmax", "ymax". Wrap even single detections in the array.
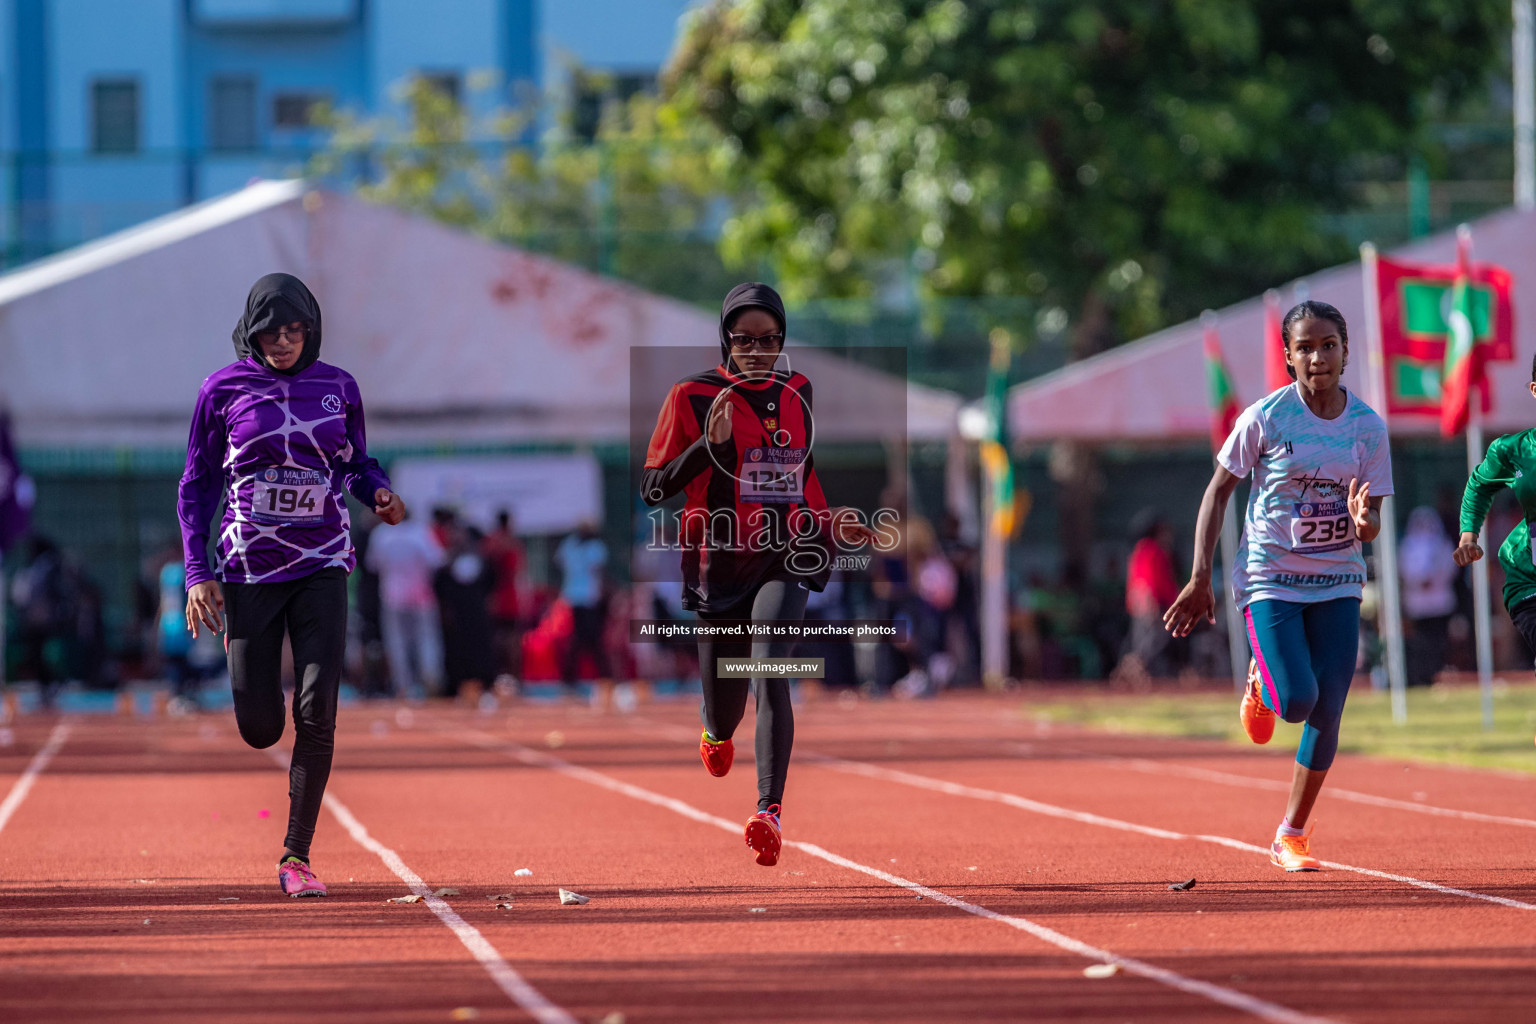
[{"xmin": 1243, "ymin": 597, "xmax": 1360, "ymax": 771}]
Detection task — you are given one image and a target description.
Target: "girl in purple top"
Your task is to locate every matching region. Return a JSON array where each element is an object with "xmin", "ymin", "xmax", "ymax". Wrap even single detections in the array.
[{"xmin": 178, "ymin": 273, "xmax": 406, "ymax": 897}]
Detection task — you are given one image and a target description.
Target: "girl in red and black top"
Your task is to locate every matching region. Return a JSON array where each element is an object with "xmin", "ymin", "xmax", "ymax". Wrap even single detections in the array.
[{"xmin": 643, "ymin": 282, "xmax": 876, "ymax": 866}]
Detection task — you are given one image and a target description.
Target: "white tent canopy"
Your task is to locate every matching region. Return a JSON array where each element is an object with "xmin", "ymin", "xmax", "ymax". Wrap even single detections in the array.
[
  {"xmin": 0, "ymin": 179, "xmax": 960, "ymax": 449},
  {"xmin": 1003, "ymin": 206, "xmax": 1536, "ymax": 443}
]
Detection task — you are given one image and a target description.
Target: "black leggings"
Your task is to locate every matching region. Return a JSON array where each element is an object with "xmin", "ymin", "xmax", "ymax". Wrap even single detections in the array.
[
  {"xmin": 697, "ymin": 578, "xmax": 808, "ymax": 812},
  {"xmin": 224, "ymin": 568, "xmax": 347, "ymax": 861}
]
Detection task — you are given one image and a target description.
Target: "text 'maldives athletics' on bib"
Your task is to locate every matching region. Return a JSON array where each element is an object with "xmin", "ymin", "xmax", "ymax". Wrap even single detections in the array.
[{"xmin": 1218, "ymin": 384, "xmax": 1393, "ymax": 608}]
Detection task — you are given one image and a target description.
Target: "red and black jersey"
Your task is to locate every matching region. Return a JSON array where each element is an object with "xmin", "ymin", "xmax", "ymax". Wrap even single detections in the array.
[{"xmin": 643, "ymin": 363, "xmax": 832, "ymax": 613}]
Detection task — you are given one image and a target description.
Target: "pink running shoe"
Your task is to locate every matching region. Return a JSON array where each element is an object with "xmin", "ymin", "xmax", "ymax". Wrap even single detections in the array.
[{"xmin": 277, "ymin": 857, "xmax": 328, "ymax": 898}]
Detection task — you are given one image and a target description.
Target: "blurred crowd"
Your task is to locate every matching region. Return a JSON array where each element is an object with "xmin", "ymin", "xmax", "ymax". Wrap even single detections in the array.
[{"xmin": 2, "ymin": 496, "xmax": 1514, "ymax": 703}]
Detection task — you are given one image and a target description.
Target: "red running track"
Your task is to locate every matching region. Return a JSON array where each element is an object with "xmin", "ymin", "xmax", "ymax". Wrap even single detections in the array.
[{"xmin": 1, "ymin": 692, "xmax": 1534, "ymax": 1023}]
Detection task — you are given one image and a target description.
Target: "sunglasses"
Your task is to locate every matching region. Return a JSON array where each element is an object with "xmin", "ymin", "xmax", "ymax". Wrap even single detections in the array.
[
  {"xmin": 254, "ymin": 324, "xmax": 309, "ymax": 345},
  {"xmin": 727, "ymin": 332, "xmax": 785, "ymax": 353}
]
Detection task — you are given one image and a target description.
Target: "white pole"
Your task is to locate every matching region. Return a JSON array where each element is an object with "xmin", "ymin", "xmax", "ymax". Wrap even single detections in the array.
[
  {"xmin": 1359, "ymin": 243, "xmax": 1410, "ymax": 723},
  {"xmin": 1219, "ymin": 493, "xmax": 1247, "ymax": 694},
  {"xmin": 980, "ymin": 467, "xmax": 1007, "ymax": 690},
  {"xmin": 1468, "ymin": 404, "xmax": 1497, "ymax": 730},
  {"xmin": 1516, "ymin": 0, "xmax": 1535, "ymax": 211}
]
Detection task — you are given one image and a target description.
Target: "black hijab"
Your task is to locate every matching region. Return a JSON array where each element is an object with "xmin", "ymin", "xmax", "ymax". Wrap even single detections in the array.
[
  {"xmin": 232, "ymin": 273, "xmax": 323, "ymax": 376},
  {"xmin": 719, "ymin": 282, "xmax": 786, "ymax": 366}
]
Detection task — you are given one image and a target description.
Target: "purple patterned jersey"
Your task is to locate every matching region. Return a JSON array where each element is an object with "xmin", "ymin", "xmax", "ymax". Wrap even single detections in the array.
[{"xmin": 178, "ymin": 357, "xmax": 390, "ymax": 587}]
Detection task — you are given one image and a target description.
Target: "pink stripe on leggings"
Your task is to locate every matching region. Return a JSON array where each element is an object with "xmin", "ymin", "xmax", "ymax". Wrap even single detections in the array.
[{"xmin": 1244, "ymin": 606, "xmax": 1281, "ymax": 713}]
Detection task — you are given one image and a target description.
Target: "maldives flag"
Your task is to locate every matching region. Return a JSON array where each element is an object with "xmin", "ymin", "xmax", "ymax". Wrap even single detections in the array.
[
  {"xmin": 981, "ymin": 327, "xmax": 1017, "ymax": 539},
  {"xmin": 1440, "ymin": 234, "xmax": 1480, "ymax": 436},
  {"xmin": 1263, "ymin": 290, "xmax": 1290, "ymax": 393},
  {"xmin": 1203, "ymin": 319, "xmax": 1241, "ymax": 453},
  {"xmin": 1374, "ymin": 247, "xmax": 1514, "ymax": 418}
]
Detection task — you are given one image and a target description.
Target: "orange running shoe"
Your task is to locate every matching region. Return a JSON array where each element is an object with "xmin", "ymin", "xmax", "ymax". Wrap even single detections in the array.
[
  {"xmin": 744, "ymin": 804, "xmax": 782, "ymax": 867},
  {"xmin": 1241, "ymin": 658, "xmax": 1276, "ymax": 745},
  {"xmin": 699, "ymin": 730, "xmax": 733, "ymax": 777},
  {"xmin": 1269, "ymin": 830, "xmax": 1320, "ymax": 872}
]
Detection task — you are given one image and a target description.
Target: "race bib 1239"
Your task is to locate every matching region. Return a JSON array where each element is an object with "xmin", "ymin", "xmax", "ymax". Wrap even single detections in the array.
[{"xmin": 741, "ymin": 447, "xmax": 806, "ymax": 504}]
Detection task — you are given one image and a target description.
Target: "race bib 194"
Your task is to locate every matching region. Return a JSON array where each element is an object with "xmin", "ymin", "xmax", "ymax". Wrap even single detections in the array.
[
  {"xmin": 248, "ymin": 466, "xmax": 328, "ymax": 525},
  {"xmin": 1289, "ymin": 499, "xmax": 1352, "ymax": 554},
  {"xmin": 741, "ymin": 447, "xmax": 806, "ymax": 504}
]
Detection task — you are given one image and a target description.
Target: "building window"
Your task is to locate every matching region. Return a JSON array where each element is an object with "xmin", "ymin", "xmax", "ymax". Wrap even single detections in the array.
[
  {"xmin": 92, "ymin": 79, "xmax": 139, "ymax": 154},
  {"xmin": 272, "ymin": 92, "xmax": 326, "ymax": 129},
  {"xmin": 417, "ymin": 72, "xmax": 461, "ymax": 104},
  {"xmin": 571, "ymin": 70, "xmax": 654, "ymax": 142},
  {"xmin": 209, "ymin": 75, "xmax": 258, "ymax": 151}
]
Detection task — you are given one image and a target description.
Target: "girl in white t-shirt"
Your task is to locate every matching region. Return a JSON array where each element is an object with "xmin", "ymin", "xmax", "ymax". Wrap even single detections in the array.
[{"xmin": 1164, "ymin": 300, "xmax": 1392, "ymax": 872}]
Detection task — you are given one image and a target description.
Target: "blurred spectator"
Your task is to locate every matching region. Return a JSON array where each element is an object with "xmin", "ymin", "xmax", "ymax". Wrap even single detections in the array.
[
  {"xmin": 910, "ymin": 517, "xmax": 957, "ymax": 693},
  {"xmin": 1123, "ymin": 510, "xmax": 1180, "ymax": 678},
  {"xmin": 1088, "ymin": 554, "xmax": 1130, "ymax": 679},
  {"xmin": 10, "ymin": 536, "xmax": 68, "ymax": 705},
  {"xmin": 349, "ymin": 519, "xmax": 389, "ymax": 698},
  {"xmin": 870, "ymin": 509, "xmax": 912, "ymax": 694},
  {"xmin": 1400, "ymin": 505, "xmax": 1458, "ymax": 688},
  {"xmin": 366, "ymin": 509, "xmax": 446, "ymax": 698},
  {"xmin": 429, "ymin": 506, "xmax": 457, "ymax": 550},
  {"xmin": 799, "ymin": 569, "xmax": 860, "ymax": 689},
  {"xmin": 67, "ymin": 563, "xmax": 108, "ymax": 689},
  {"xmin": 556, "ymin": 521, "xmax": 610, "ymax": 690},
  {"xmin": 630, "ymin": 521, "xmax": 698, "ymax": 686},
  {"xmin": 938, "ymin": 513, "xmax": 980, "ymax": 687},
  {"xmin": 157, "ymin": 559, "xmax": 197, "ymax": 709},
  {"xmin": 435, "ymin": 524, "xmax": 497, "ymax": 698},
  {"xmin": 482, "ymin": 510, "xmax": 525, "ymax": 683}
]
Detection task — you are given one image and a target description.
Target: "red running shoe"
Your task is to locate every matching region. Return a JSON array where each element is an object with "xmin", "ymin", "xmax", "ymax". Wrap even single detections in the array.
[
  {"xmin": 277, "ymin": 857, "xmax": 327, "ymax": 898},
  {"xmin": 699, "ymin": 730, "xmax": 733, "ymax": 777},
  {"xmin": 1241, "ymin": 658, "xmax": 1276, "ymax": 745},
  {"xmin": 744, "ymin": 804, "xmax": 782, "ymax": 867}
]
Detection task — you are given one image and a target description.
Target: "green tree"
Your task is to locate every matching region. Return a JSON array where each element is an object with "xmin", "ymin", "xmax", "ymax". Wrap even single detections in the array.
[
  {"xmin": 312, "ymin": 76, "xmax": 741, "ymax": 305},
  {"xmin": 665, "ymin": 0, "xmax": 1505, "ymax": 567},
  {"xmin": 666, "ymin": 0, "xmax": 1506, "ymax": 350}
]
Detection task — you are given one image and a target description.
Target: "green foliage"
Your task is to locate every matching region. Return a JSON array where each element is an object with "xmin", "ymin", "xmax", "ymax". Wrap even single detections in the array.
[
  {"xmin": 665, "ymin": 0, "xmax": 1507, "ymax": 342},
  {"xmin": 311, "ymin": 76, "xmax": 742, "ymax": 305}
]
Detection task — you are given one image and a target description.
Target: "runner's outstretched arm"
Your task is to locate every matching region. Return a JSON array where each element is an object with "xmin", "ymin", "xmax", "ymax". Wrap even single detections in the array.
[{"xmin": 1456, "ymin": 436, "xmax": 1515, "ymax": 565}]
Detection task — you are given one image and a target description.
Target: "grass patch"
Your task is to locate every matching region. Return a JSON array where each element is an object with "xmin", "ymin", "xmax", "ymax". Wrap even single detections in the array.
[{"xmin": 1031, "ymin": 683, "xmax": 1536, "ymax": 774}]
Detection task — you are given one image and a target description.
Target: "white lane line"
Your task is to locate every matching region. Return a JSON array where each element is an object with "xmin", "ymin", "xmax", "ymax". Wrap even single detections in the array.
[
  {"xmin": 630, "ymin": 716, "xmax": 1536, "ymax": 905},
  {"xmin": 452, "ymin": 727, "xmax": 1340, "ymax": 1024},
  {"xmin": 1036, "ymin": 747, "xmax": 1536, "ymax": 831},
  {"xmin": 263, "ymin": 748, "xmax": 577, "ymax": 1024},
  {"xmin": 813, "ymin": 755, "xmax": 1536, "ymax": 913},
  {"xmin": 0, "ymin": 723, "xmax": 70, "ymax": 838}
]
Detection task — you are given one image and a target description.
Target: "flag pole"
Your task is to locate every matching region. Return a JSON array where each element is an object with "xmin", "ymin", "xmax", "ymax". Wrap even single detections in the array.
[
  {"xmin": 1360, "ymin": 242, "xmax": 1409, "ymax": 724},
  {"xmin": 1457, "ymin": 222, "xmax": 1498, "ymax": 729},
  {"xmin": 980, "ymin": 458, "xmax": 1007, "ymax": 691},
  {"xmin": 1202, "ymin": 311, "xmax": 1248, "ymax": 694},
  {"xmin": 1516, "ymin": 0, "xmax": 1535, "ymax": 212},
  {"xmin": 1469, "ymin": 393, "xmax": 1496, "ymax": 729}
]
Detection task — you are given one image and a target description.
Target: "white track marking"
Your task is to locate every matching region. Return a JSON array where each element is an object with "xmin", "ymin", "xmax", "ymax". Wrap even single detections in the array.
[
  {"xmin": 0, "ymin": 723, "xmax": 69, "ymax": 838},
  {"xmin": 812, "ymin": 755, "xmax": 1536, "ymax": 912},
  {"xmin": 262, "ymin": 748, "xmax": 577, "ymax": 1024},
  {"xmin": 451, "ymin": 727, "xmax": 1340, "ymax": 1024},
  {"xmin": 629, "ymin": 716, "xmax": 1536, "ymax": 907},
  {"xmin": 1049, "ymin": 747, "xmax": 1536, "ymax": 831}
]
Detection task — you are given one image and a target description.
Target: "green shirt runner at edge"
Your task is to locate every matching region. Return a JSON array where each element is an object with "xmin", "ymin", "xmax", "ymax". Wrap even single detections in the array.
[{"xmin": 1461, "ymin": 429, "xmax": 1536, "ymax": 612}]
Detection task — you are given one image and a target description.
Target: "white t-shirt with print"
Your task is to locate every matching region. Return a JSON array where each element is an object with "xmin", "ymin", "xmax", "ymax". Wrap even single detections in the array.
[{"xmin": 1218, "ymin": 384, "xmax": 1393, "ymax": 608}]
